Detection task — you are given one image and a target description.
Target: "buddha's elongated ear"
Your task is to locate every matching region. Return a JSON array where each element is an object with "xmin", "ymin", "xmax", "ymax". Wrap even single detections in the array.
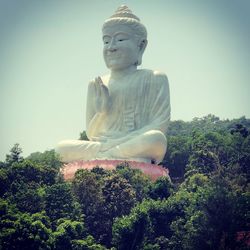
[
  {"xmin": 137, "ymin": 39, "xmax": 147, "ymax": 66},
  {"xmin": 139, "ymin": 39, "xmax": 148, "ymax": 52}
]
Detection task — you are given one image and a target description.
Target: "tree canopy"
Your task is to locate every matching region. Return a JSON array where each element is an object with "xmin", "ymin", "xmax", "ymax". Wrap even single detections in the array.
[{"xmin": 0, "ymin": 115, "xmax": 249, "ymax": 249}]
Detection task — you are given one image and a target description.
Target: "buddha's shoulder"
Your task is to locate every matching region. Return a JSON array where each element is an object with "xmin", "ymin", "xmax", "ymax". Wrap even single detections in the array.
[
  {"xmin": 139, "ymin": 69, "xmax": 168, "ymax": 79},
  {"xmin": 153, "ymin": 70, "xmax": 168, "ymax": 78},
  {"xmin": 139, "ymin": 69, "xmax": 169, "ymax": 88}
]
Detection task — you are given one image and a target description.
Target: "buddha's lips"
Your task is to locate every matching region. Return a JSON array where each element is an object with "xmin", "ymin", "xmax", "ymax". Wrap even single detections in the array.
[{"xmin": 106, "ymin": 53, "xmax": 121, "ymax": 58}]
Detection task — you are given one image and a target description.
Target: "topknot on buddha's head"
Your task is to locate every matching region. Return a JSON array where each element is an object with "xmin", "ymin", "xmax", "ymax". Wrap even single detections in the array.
[{"xmin": 102, "ymin": 5, "xmax": 147, "ymax": 40}]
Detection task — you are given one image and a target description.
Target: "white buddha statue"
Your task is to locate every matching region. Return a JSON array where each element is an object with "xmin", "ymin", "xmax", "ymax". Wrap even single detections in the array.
[{"xmin": 56, "ymin": 5, "xmax": 171, "ymax": 164}]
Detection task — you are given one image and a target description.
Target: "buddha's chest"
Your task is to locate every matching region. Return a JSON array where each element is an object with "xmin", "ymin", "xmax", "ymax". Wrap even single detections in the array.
[{"xmin": 108, "ymin": 78, "xmax": 144, "ymax": 102}]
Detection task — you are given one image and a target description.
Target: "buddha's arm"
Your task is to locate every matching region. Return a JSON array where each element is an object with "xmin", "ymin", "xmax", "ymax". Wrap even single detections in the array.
[{"xmin": 147, "ymin": 71, "xmax": 171, "ymax": 133}]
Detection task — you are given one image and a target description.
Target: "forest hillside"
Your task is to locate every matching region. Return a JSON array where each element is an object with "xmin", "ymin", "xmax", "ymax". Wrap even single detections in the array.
[{"xmin": 0, "ymin": 114, "xmax": 249, "ymax": 249}]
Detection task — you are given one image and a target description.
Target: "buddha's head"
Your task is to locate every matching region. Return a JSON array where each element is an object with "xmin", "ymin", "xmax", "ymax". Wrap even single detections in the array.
[{"xmin": 102, "ymin": 5, "xmax": 148, "ymax": 71}]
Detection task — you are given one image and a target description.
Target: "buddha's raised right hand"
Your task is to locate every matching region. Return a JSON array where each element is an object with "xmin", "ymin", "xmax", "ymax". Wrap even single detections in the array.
[{"xmin": 93, "ymin": 76, "xmax": 110, "ymax": 113}]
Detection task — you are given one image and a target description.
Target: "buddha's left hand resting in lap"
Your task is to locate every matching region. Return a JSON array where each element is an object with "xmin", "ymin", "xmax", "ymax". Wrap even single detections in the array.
[{"xmin": 56, "ymin": 5, "xmax": 171, "ymax": 164}]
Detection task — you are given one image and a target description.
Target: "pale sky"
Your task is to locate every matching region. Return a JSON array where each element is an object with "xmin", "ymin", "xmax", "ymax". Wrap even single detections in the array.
[{"xmin": 0, "ymin": 0, "xmax": 249, "ymax": 160}]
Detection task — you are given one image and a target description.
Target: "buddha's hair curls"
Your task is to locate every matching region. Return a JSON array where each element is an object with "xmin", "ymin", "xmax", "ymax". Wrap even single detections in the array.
[{"xmin": 102, "ymin": 5, "xmax": 147, "ymax": 40}]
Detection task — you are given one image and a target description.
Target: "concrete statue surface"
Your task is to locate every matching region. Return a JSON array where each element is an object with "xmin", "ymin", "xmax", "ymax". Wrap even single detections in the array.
[{"xmin": 56, "ymin": 5, "xmax": 171, "ymax": 165}]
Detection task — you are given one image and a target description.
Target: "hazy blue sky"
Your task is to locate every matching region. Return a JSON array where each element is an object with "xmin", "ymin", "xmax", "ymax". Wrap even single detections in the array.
[{"xmin": 0, "ymin": 0, "xmax": 249, "ymax": 160}]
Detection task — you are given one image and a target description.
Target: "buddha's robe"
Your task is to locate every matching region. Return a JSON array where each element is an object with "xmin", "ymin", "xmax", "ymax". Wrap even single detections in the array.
[{"xmin": 56, "ymin": 69, "xmax": 171, "ymax": 163}]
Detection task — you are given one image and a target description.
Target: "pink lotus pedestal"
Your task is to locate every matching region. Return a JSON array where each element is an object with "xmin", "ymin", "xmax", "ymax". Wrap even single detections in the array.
[{"xmin": 61, "ymin": 159, "xmax": 169, "ymax": 181}]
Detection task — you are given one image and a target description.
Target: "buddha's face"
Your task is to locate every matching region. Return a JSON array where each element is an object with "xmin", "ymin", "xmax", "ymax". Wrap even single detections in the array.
[{"xmin": 102, "ymin": 24, "xmax": 140, "ymax": 70}]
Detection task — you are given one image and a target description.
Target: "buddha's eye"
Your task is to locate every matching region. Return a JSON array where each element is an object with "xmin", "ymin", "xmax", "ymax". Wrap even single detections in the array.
[
  {"xmin": 116, "ymin": 34, "xmax": 129, "ymax": 42},
  {"xmin": 118, "ymin": 37, "xmax": 129, "ymax": 42},
  {"xmin": 103, "ymin": 36, "xmax": 111, "ymax": 45}
]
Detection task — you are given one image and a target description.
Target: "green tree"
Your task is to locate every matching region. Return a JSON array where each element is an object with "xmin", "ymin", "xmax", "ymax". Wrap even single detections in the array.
[
  {"xmin": 53, "ymin": 219, "xmax": 87, "ymax": 250},
  {"xmin": 163, "ymin": 135, "xmax": 191, "ymax": 179},
  {"xmin": 72, "ymin": 169, "xmax": 105, "ymax": 243},
  {"xmin": 230, "ymin": 123, "xmax": 249, "ymax": 138},
  {"xmin": 0, "ymin": 211, "xmax": 53, "ymax": 250},
  {"xmin": 0, "ymin": 168, "xmax": 9, "ymax": 197},
  {"xmin": 79, "ymin": 131, "xmax": 89, "ymax": 141},
  {"xmin": 9, "ymin": 160, "xmax": 47, "ymax": 185},
  {"xmin": 71, "ymin": 236, "xmax": 107, "ymax": 250},
  {"xmin": 72, "ymin": 169, "xmax": 103, "ymax": 217},
  {"xmin": 3, "ymin": 160, "xmax": 51, "ymax": 213},
  {"xmin": 115, "ymin": 163, "xmax": 151, "ymax": 202},
  {"xmin": 28, "ymin": 150, "xmax": 62, "ymax": 170},
  {"xmin": 102, "ymin": 174, "xmax": 136, "ymax": 219},
  {"xmin": 27, "ymin": 150, "xmax": 62, "ymax": 185},
  {"xmin": 185, "ymin": 131, "xmax": 231, "ymax": 176},
  {"xmin": 45, "ymin": 183, "xmax": 81, "ymax": 225},
  {"xmin": 9, "ymin": 181, "xmax": 44, "ymax": 213},
  {"xmin": 148, "ymin": 176, "xmax": 173, "ymax": 200},
  {"xmin": 112, "ymin": 198, "xmax": 180, "ymax": 250},
  {"xmin": 5, "ymin": 143, "xmax": 23, "ymax": 166},
  {"xmin": 112, "ymin": 200, "xmax": 149, "ymax": 250},
  {"xmin": 101, "ymin": 174, "xmax": 136, "ymax": 246},
  {"xmin": 168, "ymin": 170, "xmax": 249, "ymax": 249}
]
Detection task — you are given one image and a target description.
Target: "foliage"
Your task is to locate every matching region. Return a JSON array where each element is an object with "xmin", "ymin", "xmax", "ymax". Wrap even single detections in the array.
[
  {"xmin": 148, "ymin": 176, "xmax": 173, "ymax": 200},
  {"xmin": 53, "ymin": 219, "xmax": 87, "ymax": 250},
  {"xmin": 162, "ymin": 135, "xmax": 191, "ymax": 179},
  {"xmin": 45, "ymin": 183, "xmax": 82, "ymax": 226},
  {"xmin": 115, "ymin": 163, "xmax": 151, "ymax": 202},
  {"xmin": 71, "ymin": 236, "xmax": 107, "ymax": 250},
  {"xmin": 72, "ymin": 167, "xmax": 137, "ymax": 246},
  {"xmin": 0, "ymin": 209, "xmax": 53, "ymax": 250},
  {"xmin": 112, "ymin": 198, "xmax": 179, "ymax": 250},
  {"xmin": 0, "ymin": 168, "xmax": 9, "ymax": 197},
  {"xmin": 1, "ymin": 115, "xmax": 250, "ymax": 249},
  {"xmin": 5, "ymin": 143, "xmax": 23, "ymax": 166},
  {"xmin": 27, "ymin": 150, "xmax": 62, "ymax": 184},
  {"xmin": 79, "ymin": 131, "xmax": 89, "ymax": 141}
]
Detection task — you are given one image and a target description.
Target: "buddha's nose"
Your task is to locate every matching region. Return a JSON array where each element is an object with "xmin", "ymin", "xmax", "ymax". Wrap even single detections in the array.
[{"xmin": 108, "ymin": 39, "xmax": 117, "ymax": 51}]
